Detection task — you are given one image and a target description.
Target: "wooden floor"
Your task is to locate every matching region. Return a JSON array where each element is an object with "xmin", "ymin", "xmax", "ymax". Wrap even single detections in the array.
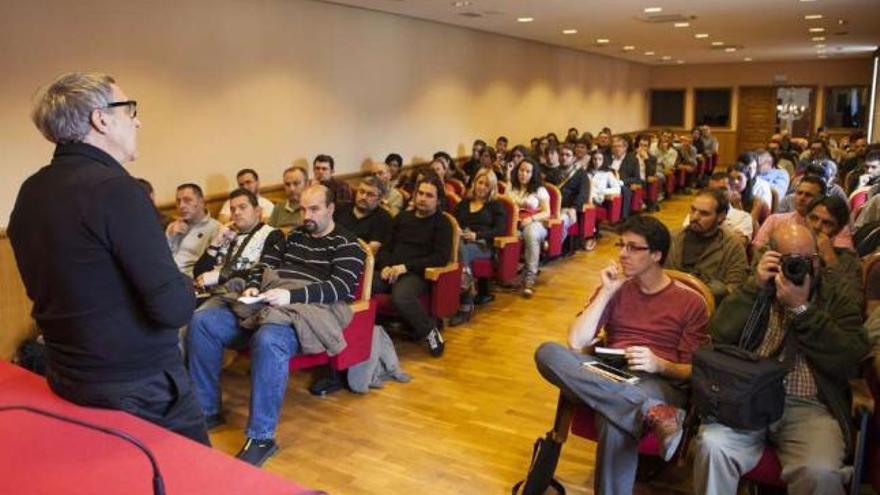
[{"xmin": 212, "ymin": 194, "xmax": 697, "ymax": 494}]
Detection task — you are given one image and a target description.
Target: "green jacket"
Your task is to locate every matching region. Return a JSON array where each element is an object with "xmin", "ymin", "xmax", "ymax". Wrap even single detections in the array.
[
  {"xmin": 665, "ymin": 227, "xmax": 749, "ymax": 304},
  {"xmin": 710, "ymin": 275, "xmax": 869, "ymax": 452}
]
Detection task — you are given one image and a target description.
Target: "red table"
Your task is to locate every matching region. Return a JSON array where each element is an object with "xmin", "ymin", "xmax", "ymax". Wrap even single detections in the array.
[{"xmin": 0, "ymin": 361, "xmax": 318, "ymax": 495}]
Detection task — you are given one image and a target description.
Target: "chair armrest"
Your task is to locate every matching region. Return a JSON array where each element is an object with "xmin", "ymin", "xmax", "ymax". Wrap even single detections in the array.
[
  {"xmin": 543, "ymin": 218, "xmax": 563, "ymax": 228},
  {"xmin": 425, "ymin": 263, "xmax": 460, "ymax": 281},
  {"xmin": 647, "ymin": 176, "xmax": 657, "ymax": 184},
  {"xmin": 850, "ymin": 378, "xmax": 875, "ymax": 417},
  {"xmin": 629, "ymin": 184, "xmax": 642, "ymax": 191},
  {"xmin": 493, "ymin": 235, "xmax": 520, "ymax": 249},
  {"xmin": 349, "ymin": 300, "xmax": 371, "ymax": 313},
  {"xmin": 582, "ymin": 203, "xmax": 595, "ymax": 212}
]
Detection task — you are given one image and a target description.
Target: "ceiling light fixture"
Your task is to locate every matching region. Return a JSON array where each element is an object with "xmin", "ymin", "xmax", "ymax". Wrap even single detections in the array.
[
  {"xmin": 812, "ymin": 36, "xmax": 826, "ymax": 41},
  {"xmin": 676, "ymin": 60, "xmax": 685, "ymax": 64},
  {"xmin": 674, "ymin": 22, "xmax": 690, "ymax": 28},
  {"xmin": 644, "ymin": 7, "xmax": 663, "ymax": 13},
  {"xmin": 818, "ymin": 54, "xmax": 828, "ymax": 58},
  {"xmin": 725, "ymin": 47, "xmax": 737, "ymax": 52},
  {"xmin": 804, "ymin": 14, "xmax": 823, "ymax": 20},
  {"xmin": 517, "ymin": 17, "xmax": 534, "ymax": 23},
  {"xmin": 809, "ymin": 27, "xmax": 825, "ymax": 33},
  {"xmin": 815, "ymin": 44, "xmax": 826, "ymax": 48},
  {"xmin": 711, "ymin": 41, "xmax": 725, "ymax": 46},
  {"xmin": 744, "ymin": 57, "xmax": 753, "ymax": 62},
  {"xmin": 622, "ymin": 45, "xmax": 635, "ymax": 51},
  {"xmin": 563, "ymin": 29, "xmax": 577, "ymax": 34},
  {"xmin": 661, "ymin": 55, "xmax": 672, "ymax": 60},
  {"xmin": 451, "ymin": 0, "xmax": 471, "ymax": 6},
  {"xmin": 644, "ymin": 51, "xmax": 655, "ymax": 55},
  {"xmin": 596, "ymin": 38, "xmax": 610, "ymax": 44},
  {"xmin": 694, "ymin": 33, "xmax": 709, "ymax": 39}
]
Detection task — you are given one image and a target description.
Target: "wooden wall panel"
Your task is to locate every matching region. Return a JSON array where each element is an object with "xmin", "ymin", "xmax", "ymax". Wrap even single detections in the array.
[{"xmin": 0, "ymin": 231, "xmax": 34, "ymax": 360}]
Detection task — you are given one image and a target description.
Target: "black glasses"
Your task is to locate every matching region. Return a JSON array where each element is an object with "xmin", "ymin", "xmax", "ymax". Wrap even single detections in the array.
[
  {"xmin": 614, "ymin": 240, "xmax": 651, "ymax": 253},
  {"xmin": 105, "ymin": 100, "xmax": 137, "ymax": 118}
]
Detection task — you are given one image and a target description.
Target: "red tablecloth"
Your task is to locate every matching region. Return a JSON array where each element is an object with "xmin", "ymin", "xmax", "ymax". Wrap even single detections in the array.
[{"xmin": 0, "ymin": 361, "xmax": 317, "ymax": 495}]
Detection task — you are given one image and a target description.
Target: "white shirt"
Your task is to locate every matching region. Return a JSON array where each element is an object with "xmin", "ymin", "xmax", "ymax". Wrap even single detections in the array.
[
  {"xmin": 219, "ymin": 195, "xmax": 275, "ymax": 222},
  {"xmin": 752, "ymin": 177, "xmax": 774, "ymax": 213},
  {"xmin": 166, "ymin": 215, "xmax": 222, "ymax": 277},
  {"xmin": 590, "ymin": 170, "xmax": 622, "ymax": 205}
]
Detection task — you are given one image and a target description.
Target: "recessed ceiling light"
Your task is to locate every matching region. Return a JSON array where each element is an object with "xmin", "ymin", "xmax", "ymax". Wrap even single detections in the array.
[
  {"xmin": 676, "ymin": 60, "xmax": 685, "ymax": 64},
  {"xmin": 815, "ymin": 44, "xmax": 826, "ymax": 48},
  {"xmin": 804, "ymin": 14, "xmax": 823, "ymax": 20},
  {"xmin": 661, "ymin": 55, "xmax": 672, "ymax": 60},
  {"xmin": 711, "ymin": 41, "xmax": 725, "ymax": 46},
  {"xmin": 694, "ymin": 33, "xmax": 709, "ymax": 39},
  {"xmin": 451, "ymin": 0, "xmax": 471, "ymax": 6},
  {"xmin": 744, "ymin": 57, "xmax": 753, "ymax": 62},
  {"xmin": 517, "ymin": 17, "xmax": 534, "ymax": 23},
  {"xmin": 725, "ymin": 47, "xmax": 737, "ymax": 52},
  {"xmin": 812, "ymin": 36, "xmax": 826, "ymax": 41},
  {"xmin": 644, "ymin": 7, "xmax": 663, "ymax": 13},
  {"xmin": 563, "ymin": 29, "xmax": 578, "ymax": 34},
  {"xmin": 596, "ymin": 38, "xmax": 610, "ymax": 44},
  {"xmin": 622, "ymin": 45, "xmax": 635, "ymax": 51},
  {"xmin": 674, "ymin": 22, "xmax": 690, "ymax": 28},
  {"xmin": 809, "ymin": 27, "xmax": 825, "ymax": 33},
  {"xmin": 644, "ymin": 51, "xmax": 655, "ymax": 56}
]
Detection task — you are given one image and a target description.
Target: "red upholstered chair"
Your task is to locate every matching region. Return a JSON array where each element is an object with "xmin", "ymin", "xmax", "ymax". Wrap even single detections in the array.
[
  {"xmin": 542, "ymin": 183, "xmax": 565, "ymax": 259},
  {"xmin": 567, "ymin": 271, "xmax": 715, "ymax": 460},
  {"xmin": 374, "ymin": 212, "xmax": 463, "ymax": 320},
  {"xmin": 445, "ymin": 178, "xmax": 466, "ymax": 197},
  {"xmin": 596, "ymin": 193, "xmax": 623, "ymax": 226},
  {"xmin": 850, "ymin": 187, "xmax": 870, "ymax": 223},
  {"xmin": 497, "ymin": 181, "xmax": 507, "ymax": 195},
  {"xmin": 646, "ymin": 176, "xmax": 660, "ymax": 205},
  {"xmin": 629, "ymin": 184, "xmax": 644, "ymax": 213},
  {"xmin": 288, "ymin": 239, "xmax": 377, "ymax": 373},
  {"xmin": 665, "ymin": 170, "xmax": 677, "ymax": 197},
  {"xmin": 445, "ymin": 191, "xmax": 461, "ymax": 215},
  {"xmin": 472, "ymin": 195, "xmax": 521, "ymax": 285},
  {"xmin": 573, "ymin": 203, "xmax": 598, "ymax": 245}
]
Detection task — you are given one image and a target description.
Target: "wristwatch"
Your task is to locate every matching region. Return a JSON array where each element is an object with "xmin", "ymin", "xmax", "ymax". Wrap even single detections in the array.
[{"xmin": 787, "ymin": 303, "xmax": 809, "ymax": 317}]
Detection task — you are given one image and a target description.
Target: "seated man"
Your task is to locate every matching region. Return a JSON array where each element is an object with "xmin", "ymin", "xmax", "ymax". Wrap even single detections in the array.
[
  {"xmin": 544, "ymin": 143, "xmax": 590, "ymax": 250},
  {"xmin": 193, "ymin": 188, "xmax": 283, "ymax": 291},
  {"xmin": 268, "ymin": 165, "xmax": 308, "ymax": 230},
  {"xmin": 757, "ymin": 149, "xmax": 790, "ymax": 200},
  {"xmin": 693, "ymin": 224, "xmax": 869, "ymax": 495},
  {"xmin": 535, "ymin": 216, "xmax": 709, "ymax": 495},
  {"xmin": 166, "ymin": 183, "xmax": 221, "ymax": 277},
  {"xmin": 312, "ymin": 154, "xmax": 352, "ymax": 205},
  {"xmin": 217, "ymin": 168, "xmax": 274, "ymax": 223},
  {"xmin": 683, "ymin": 172, "xmax": 753, "ymax": 244},
  {"xmin": 610, "ymin": 135, "xmax": 640, "ymax": 218},
  {"xmin": 187, "ymin": 185, "xmax": 365, "ymax": 466},
  {"xmin": 373, "ymin": 175, "xmax": 451, "ymax": 357},
  {"xmin": 371, "ymin": 160, "xmax": 404, "ymax": 216},
  {"xmin": 804, "ymin": 195, "xmax": 864, "ymax": 308},
  {"xmin": 754, "ymin": 176, "xmax": 854, "ymax": 250},
  {"xmin": 334, "ymin": 176, "xmax": 393, "ymax": 254},
  {"xmin": 666, "ymin": 188, "xmax": 748, "ymax": 303}
]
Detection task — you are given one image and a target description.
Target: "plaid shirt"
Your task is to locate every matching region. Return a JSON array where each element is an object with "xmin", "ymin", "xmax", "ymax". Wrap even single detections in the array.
[{"xmin": 755, "ymin": 304, "xmax": 819, "ymax": 399}]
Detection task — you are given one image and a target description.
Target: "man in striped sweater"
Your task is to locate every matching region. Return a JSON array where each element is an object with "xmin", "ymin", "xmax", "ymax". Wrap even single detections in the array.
[{"xmin": 187, "ymin": 184, "xmax": 365, "ymax": 466}]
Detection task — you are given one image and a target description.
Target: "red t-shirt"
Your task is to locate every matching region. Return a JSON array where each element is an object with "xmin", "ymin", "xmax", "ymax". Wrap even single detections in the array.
[{"xmin": 597, "ymin": 279, "xmax": 709, "ymax": 364}]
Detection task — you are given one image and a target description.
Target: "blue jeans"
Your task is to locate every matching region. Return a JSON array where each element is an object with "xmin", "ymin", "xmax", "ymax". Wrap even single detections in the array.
[{"xmin": 187, "ymin": 305, "xmax": 300, "ymax": 440}]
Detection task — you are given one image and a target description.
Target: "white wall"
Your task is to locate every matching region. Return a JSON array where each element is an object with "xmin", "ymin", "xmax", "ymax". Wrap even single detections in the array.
[{"xmin": 0, "ymin": 0, "xmax": 650, "ymax": 225}]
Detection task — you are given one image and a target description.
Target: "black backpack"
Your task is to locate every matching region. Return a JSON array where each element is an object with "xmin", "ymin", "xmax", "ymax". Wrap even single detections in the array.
[
  {"xmin": 854, "ymin": 220, "xmax": 880, "ymax": 257},
  {"xmin": 511, "ymin": 431, "xmax": 566, "ymax": 495}
]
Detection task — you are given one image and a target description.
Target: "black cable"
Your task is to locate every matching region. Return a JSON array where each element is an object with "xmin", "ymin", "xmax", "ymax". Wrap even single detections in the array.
[{"xmin": 0, "ymin": 405, "xmax": 165, "ymax": 495}]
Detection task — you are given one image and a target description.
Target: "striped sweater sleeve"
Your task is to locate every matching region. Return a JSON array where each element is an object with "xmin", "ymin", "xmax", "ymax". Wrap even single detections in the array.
[{"xmin": 289, "ymin": 235, "xmax": 365, "ymax": 304}]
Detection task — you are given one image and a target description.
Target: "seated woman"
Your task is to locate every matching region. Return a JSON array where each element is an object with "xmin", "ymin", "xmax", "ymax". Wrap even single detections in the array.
[
  {"xmin": 449, "ymin": 170, "xmax": 507, "ymax": 326},
  {"xmin": 430, "ymin": 157, "xmax": 461, "ymax": 197},
  {"xmin": 729, "ymin": 152, "xmax": 773, "ymax": 225},
  {"xmin": 587, "ymin": 150, "xmax": 622, "ymax": 207},
  {"xmin": 507, "ymin": 157, "xmax": 551, "ymax": 298}
]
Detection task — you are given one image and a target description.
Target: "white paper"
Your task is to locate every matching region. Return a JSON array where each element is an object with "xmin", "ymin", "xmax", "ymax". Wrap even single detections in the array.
[
  {"xmin": 237, "ymin": 295, "xmax": 267, "ymax": 304},
  {"xmin": 594, "ymin": 346, "xmax": 625, "ymax": 356}
]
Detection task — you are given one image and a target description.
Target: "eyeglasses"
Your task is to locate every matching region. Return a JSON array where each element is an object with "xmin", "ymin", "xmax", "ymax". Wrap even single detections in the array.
[
  {"xmin": 104, "ymin": 100, "xmax": 137, "ymax": 118},
  {"xmin": 614, "ymin": 240, "xmax": 651, "ymax": 253}
]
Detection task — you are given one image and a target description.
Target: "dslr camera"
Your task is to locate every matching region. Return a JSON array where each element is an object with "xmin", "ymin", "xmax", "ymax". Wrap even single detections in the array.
[{"xmin": 779, "ymin": 254, "xmax": 811, "ymax": 286}]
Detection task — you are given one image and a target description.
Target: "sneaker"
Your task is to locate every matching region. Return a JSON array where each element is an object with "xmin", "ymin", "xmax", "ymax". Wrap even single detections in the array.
[
  {"xmin": 204, "ymin": 413, "xmax": 225, "ymax": 431},
  {"xmin": 236, "ymin": 438, "xmax": 279, "ymax": 467},
  {"xmin": 645, "ymin": 405, "xmax": 685, "ymax": 462},
  {"xmin": 584, "ymin": 238, "xmax": 598, "ymax": 252},
  {"xmin": 424, "ymin": 328, "xmax": 445, "ymax": 357},
  {"xmin": 522, "ymin": 278, "xmax": 535, "ymax": 298},
  {"xmin": 449, "ymin": 308, "xmax": 473, "ymax": 327}
]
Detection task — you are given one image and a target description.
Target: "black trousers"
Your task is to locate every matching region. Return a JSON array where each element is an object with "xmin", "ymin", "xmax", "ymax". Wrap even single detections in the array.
[
  {"xmin": 47, "ymin": 365, "xmax": 210, "ymax": 446},
  {"xmin": 373, "ymin": 272, "xmax": 434, "ymax": 339}
]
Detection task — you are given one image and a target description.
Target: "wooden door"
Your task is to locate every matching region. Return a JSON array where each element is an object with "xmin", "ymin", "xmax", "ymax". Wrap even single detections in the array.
[{"xmin": 737, "ymin": 86, "xmax": 777, "ymax": 153}]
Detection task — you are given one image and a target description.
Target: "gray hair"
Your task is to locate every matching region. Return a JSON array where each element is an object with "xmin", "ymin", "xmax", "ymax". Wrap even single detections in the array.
[
  {"xmin": 31, "ymin": 72, "xmax": 116, "ymax": 144},
  {"xmin": 360, "ymin": 175, "xmax": 387, "ymax": 197}
]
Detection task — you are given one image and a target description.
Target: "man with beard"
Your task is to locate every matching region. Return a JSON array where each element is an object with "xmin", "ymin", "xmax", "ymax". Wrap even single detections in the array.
[
  {"xmin": 665, "ymin": 188, "xmax": 748, "ymax": 303},
  {"xmin": 334, "ymin": 176, "xmax": 393, "ymax": 254},
  {"xmin": 187, "ymin": 184, "xmax": 365, "ymax": 466}
]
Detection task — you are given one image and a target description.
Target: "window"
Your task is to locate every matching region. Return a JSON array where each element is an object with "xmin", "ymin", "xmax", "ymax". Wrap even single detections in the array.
[
  {"xmin": 824, "ymin": 86, "xmax": 868, "ymax": 129},
  {"xmin": 649, "ymin": 89, "xmax": 685, "ymax": 127},
  {"xmin": 694, "ymin": 88, "xmax": 732, "ymax": 127}
]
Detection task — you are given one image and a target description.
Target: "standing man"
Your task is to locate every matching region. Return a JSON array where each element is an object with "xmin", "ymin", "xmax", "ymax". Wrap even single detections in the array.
[{"xmin": 8, "ymin": 72, "xmax": 208, "ymax": 444}]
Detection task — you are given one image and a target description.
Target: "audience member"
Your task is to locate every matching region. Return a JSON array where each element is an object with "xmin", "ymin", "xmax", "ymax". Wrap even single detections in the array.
[
  {"xmin": 729, "ymin": 153, "xmax": 772, "ymax": 224},
  {"xmin": 384, "ymin": 153, "xmax": 404, "ymax": 187},
  {"xmin": 573, "ymin": 138, "xmax": 591, "ymax": 169},
  {"xmin": 693, "ymin": 224, "xmax": 869, "ymax": 495},
  {"xmin": 166, "ymin": 183, "xmax": 222, "ymax": 277},
  {"xmin": 699, "ymin": 125, "xmax": 719, "ymax": 157},
  {"xmin": 666, "ymin": 189, "xmax": 748, "ymax": 303},
  {"xmin": 535, "ymin": 216, "xmax": 709, "ymax": 494},
  {"xmin": 610, "ymin": 135, "xmax": 639, "ymax": 217},
  {"xmin": 587, "ymin": 150, "xmax": 622, "ymax": 208},
  {"xmin": 757, "ymin": 149, "xmax": 790, "ymax": 199},
  {"xmin": 371, "ymin": 160, "xmax": 404, "ymax": 216},
  {"xmin": 313, "ymin": 154, "xmax": 353, "ymax": 204},
  {"xmin": 218, "ymin": 168, "xmax": 274, "ymax": 223},
  {"xmin": 683, "ymin": 172, "xmax": 753, "ymax": 243},
  {"xmin": 373, "ymin": 175, "xmax": 451, "ymax": 357},
  {"xmin": 334, "ymin": 176, "xmax": 393, "ymax": 254},
  {"xmin": 268, "ymin": 165, "xmax": 308, "ymax": 229},
  {"xmin": 463, "ymin": 139, "xmax": 487, "ymax": 180},
  {"xmin": 508, "ymin": 158, "xmax": 551, "ymax": 297},
  {"xmin": 187, "ymin": 185, "xmax": 365, "ymax": 466},
  {"xmin": 804, "ymin": 195, "xmax": 864, "ymax": 308},
  {"xmin": 545, "ymin": 143, "xmax": 590, "ymax": 249},
  {"xmin": 855, "ymin": 150, "xmax": 880, "ymax": 190}
]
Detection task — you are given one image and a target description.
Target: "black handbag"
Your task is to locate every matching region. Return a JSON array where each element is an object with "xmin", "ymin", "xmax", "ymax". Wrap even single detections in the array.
[
  {"xmin": 691, "ymin": 285, "xmax": 796, "ymax": 431},
  {"xmin": 511, "ymin": 432, "xmax": 566, "ymax": 495}
]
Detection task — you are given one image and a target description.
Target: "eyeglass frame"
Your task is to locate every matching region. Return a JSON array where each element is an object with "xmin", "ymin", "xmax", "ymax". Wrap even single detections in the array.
[
  {"xmin": 103, "ymin": 100, "xmax": 138, "ymax": 118},
  {"xmin": 613, "ymin": 240, "xmax": 652, "ymax": 253}
]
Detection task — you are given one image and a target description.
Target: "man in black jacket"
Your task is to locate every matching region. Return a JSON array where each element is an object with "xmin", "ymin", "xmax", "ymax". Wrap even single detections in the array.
[
  {"xmin": 373, "ymin": 175, "xmax": 451, "ymax": 357},
  {"xmin": 610, "ymin": 136, "xmax": 640, "ymax": 218},
  {"xmin": 8, "ymin": 72, "xmax": 208, "ymax": 444},
  {"xmin": 545, "ymin": 143, "xmax": 590, "ymax": 251}
]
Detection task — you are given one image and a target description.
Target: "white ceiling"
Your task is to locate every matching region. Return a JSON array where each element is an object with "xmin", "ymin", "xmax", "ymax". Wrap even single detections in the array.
[{"xmin": 320, "ymin": 0, "xmax": 880, "ymax": 65}]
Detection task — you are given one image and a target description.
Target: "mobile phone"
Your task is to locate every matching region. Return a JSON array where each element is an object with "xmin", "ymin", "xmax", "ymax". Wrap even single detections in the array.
[{"xmin": 583, "ymin": 361, "xmax": 639, "ymax": 385}]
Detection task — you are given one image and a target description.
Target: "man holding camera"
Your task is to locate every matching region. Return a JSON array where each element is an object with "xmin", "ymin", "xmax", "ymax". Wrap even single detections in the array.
[{"xmin": 693, "ymin": 224, "xmax": 868, "ymax": 495}]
